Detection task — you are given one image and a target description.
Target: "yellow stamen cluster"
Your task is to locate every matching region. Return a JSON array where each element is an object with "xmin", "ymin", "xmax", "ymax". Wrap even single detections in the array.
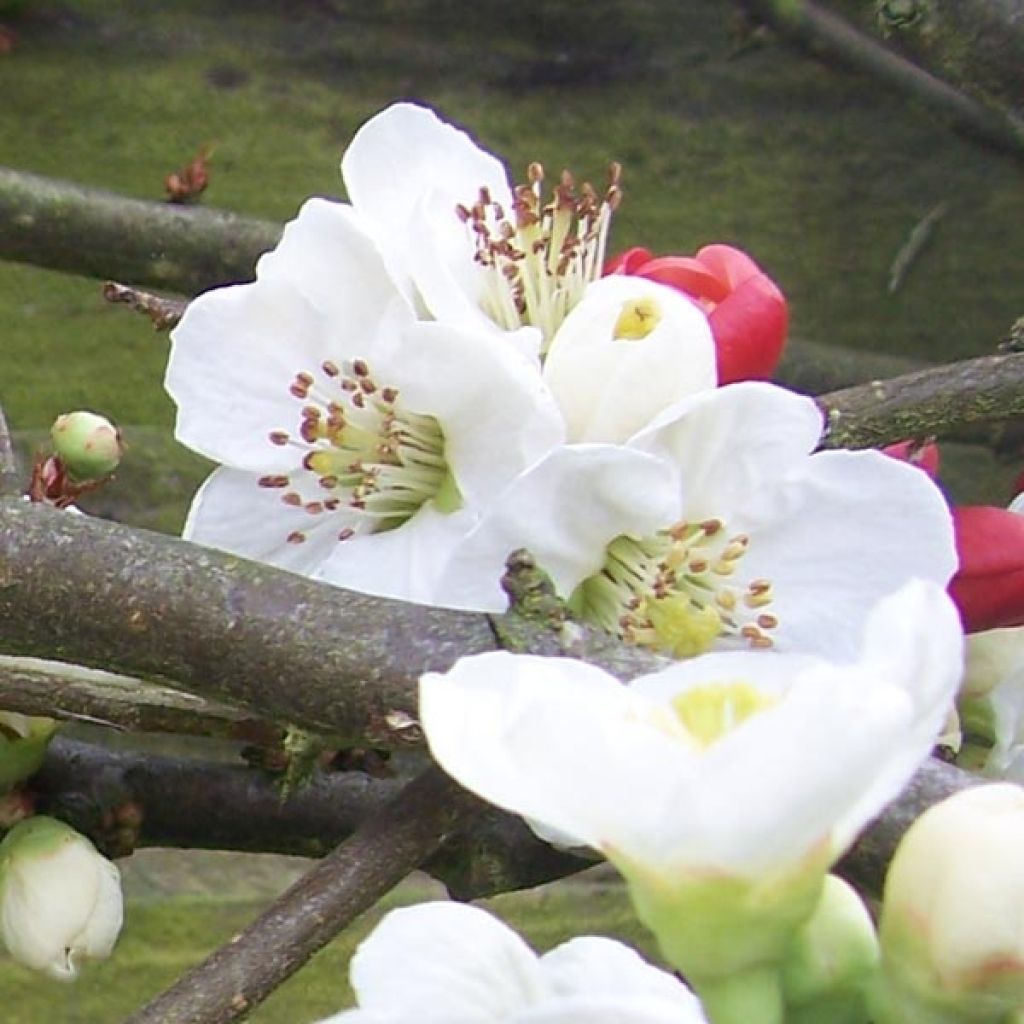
[
  {"xmin": 572, "ymin": 519, "xmax": 779, "ymax": 659},
  {"xmin": 457, "ymin": 162, "xmax": 622, "ymax": 350},
  {"xmin": 258, "ymin": 357, "xmax": 457, "ymax": 545}
]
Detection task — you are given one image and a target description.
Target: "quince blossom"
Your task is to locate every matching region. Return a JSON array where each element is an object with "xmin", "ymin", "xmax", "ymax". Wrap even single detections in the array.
[
  {"xmin": 607, "ymin": 244, "xmax": 788, "ymax": 383},
  {"xmin": 166, "ymin": 200, "xmax": 564, "ymax": 601},
  {"xmin": 434, "ymin": 381, "xmax": 956, "ymax": 661},
  {"xmin": 316, "ymin": 902, "xmax": 707, "ymax": 1024},
  {"xmin": 420, "ymin": 580, "xmax": 961, "ymax": 987}
]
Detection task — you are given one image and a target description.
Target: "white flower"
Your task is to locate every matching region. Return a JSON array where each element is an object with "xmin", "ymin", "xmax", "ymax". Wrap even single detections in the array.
[
  {"xmin": 342, "ymin": 102, "xmax": 621, "ymax": 352},
  {"xmin": 316, "ymin": 901, "xmax": 707, "ymax": 1024},
  {"xmin": 872, "ymin": 783, "xmax": 1024, "ymax": 1023},
  {"xmin": 0, "ymin": 816, "xmax": 123, "ymax": 980},
  {"xmin": 434, "ymin": 381, "xmax": 957, "ymax": 661},
  {"xmin": 166, "ymin": 199, "xmax": 564, "ymax": 602},
  {"xmin": 541, "ymin": 275, "xmax": 716, "ymax": 443},
  {"xmin": 420, "ymin": 580, "xmax": 961, "ymax": 980}
]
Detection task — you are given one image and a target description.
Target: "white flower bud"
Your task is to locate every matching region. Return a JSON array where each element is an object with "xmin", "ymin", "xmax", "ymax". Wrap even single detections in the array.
[
  {"xmin": 50, "ymin": 411, "xmax": 123, "ymax": 482},
  {"xmin": 0, "ymin": 816, "xmax": 123, "ymax": 980},
  {"xmin": 874, "ymin": 783, "xmax": 1024, "ymax": 1022}
]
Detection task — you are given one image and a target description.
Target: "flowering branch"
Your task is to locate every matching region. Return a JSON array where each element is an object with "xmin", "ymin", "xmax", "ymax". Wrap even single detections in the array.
[{"xmin": 101, "ymin": 281, "xmax": 187, "ymax": 331}]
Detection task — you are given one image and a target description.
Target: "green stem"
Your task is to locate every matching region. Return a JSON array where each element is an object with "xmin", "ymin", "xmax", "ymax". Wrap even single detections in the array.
[{"xmin": 696, "ymin": 966, "xmax": 785, "ymax": 1024}]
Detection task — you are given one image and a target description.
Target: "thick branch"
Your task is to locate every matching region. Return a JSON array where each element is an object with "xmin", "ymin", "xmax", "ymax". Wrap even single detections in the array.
[
  {"xmin": 124, "ymin": 765, "xmax": 485, "ymax": 1024},
  {"xmin": 818, "ymin": 350, "xmax": 1024, "ymax": 448},
  {"xmin": 0, "ymin": 657, "xmax": 284, "ymax": 744},
  {"xmin": 0, "ymin": 500, "xmax": 661, "ymax": 744},
  {"xmin": 737, "ymin": 0, "xmax": 1024, "ymax": 161},
  {"xmin": 0, "ymin": 168, "xmax": 280, "ymax": 295}
]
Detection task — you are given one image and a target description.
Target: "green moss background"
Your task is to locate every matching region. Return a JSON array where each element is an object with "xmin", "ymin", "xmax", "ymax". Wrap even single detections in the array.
[{"xmin": 1, "ymin": 0, "xmax": 1023, "ymax": 1018}]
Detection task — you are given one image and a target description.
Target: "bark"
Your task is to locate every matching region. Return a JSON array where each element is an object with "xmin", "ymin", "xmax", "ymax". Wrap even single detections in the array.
[
  {"xmin": 818, "ymin": 349, "xmax": 1024, "ymax": 448},
  {"xmin": 123, "ymin": 766, "xmax": 485, "ymax": 1024},
  {"xmin": 0, "ymin": 168, "xmax": 280, "ymax": 295},
  {"xmin": 0, "ymin": 500, "xmax": 663, "ymax": 746}
]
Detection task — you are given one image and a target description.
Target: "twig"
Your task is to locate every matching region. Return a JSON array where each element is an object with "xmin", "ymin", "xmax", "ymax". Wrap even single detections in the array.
[
  {"xmin": 102, "ymin": 281, "xmax": 188, "ymax": 331},
  {"xmin": 736, "ymin": 0, "xmax": 1024, "ymax": 162},
  {"xmin": 122, "ymin": 766, "xmax": 485, "ymax": 1024},
  {"xmin": 0, "ymin": 167, "xmax": 280, "ymax": 295},
  {"xmin": 0, "ymin": 402, "xmax": 19, "ymax": 497},
  {"xmin": 818, "ymin": 350, "xmax": 1024, "ymax": 449},
  {"xmin": 0, "ymin": 656, "xmax": 284, "ymax": 744},
  {"xmin": 888, "ymin": 201, "xmax": 949, "ymax": 294},
  {"xmin": 0, "ymin": 499, "xmax": 663, "ymax": 745}
]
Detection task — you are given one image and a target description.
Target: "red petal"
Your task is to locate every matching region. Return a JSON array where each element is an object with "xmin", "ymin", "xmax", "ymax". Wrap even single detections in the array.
[
  {"xmin": 882, "ymin": 441, "xmax": 941, "ymax": 478},
  {"xmin": 949, "ymin": 505, "xmax": 1024, "ymax": 631},
  {"xmin": 635, "ymin": 256, "xmax": 730, "ymax": 304},
  {"xmin": 709, "ymin": 274, "xmax": 788, "ymax": 384},
  {"xmin": 695, "ymin": 244, "xmax": 762, "ymax": 288},
  {"xmin": 604, "ymin": 247, "xmax": 653, "ymax": 275}
]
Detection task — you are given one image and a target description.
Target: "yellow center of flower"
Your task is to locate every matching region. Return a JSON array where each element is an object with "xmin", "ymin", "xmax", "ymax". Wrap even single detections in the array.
[
  {"xmin": 671, "ymin": 682, "xmax": 777, "ymax": 749},
  {"xmin": 458, "ymin": 162, "xmax": 622, "ymax": 352},
  {"xmin": 259, "ymin": 358, "xmax": 460, "ymax": 546},
  {"xmin": 569, "ymin": 520, "xmax": 779, "ymax": 658},
  {"xmin": 613, "ymin": 297, "xmax": 662, "ymax": 340}
]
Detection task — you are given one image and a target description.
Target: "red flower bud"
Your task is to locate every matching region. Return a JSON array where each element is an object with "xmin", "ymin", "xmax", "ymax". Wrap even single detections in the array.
[
  {"xmin": 949, "ymin": 505, "xmax": 1024, "ymax": 632},
  {"xmin": 881, "ymin": 440, "xmax": 940, "ymax": 478},
  {"xmin": 606, "ymin": 244, "xmax": 788, "ymax": 384}
]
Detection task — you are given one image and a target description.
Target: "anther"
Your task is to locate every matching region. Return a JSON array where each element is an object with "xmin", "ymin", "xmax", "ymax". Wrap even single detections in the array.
[
  {"xmin": 281, "ymin": 492, "xmax": 302, "ymax": 507},
  {"xmin": 757, "ymin": 613, "xmax": 779, "ymax": 629},
  {"xmin": 286, "ymin": 530, "xmax": 306, "ymax": 544},
  {"xmin": 258, "ymin": 475, "xmax": 289, "ymax": 488},
  {"xmin": 269, "ymin": 430, "xmax": 290, "ymax": 446},
  {"xmin": 322, "ymin": 360, "xmax": 340, "ymax": 377}
]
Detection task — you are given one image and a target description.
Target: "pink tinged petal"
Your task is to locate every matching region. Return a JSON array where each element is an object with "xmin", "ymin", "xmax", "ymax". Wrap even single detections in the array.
[
  {"xmin": 184, "ymin": 466, "xmax": 345, "ymax": 577},
  {"xmin": 542, "ymin": 277, "xmax": 717, "ymax": 444},
  {"xmin": 166, "ymin": 275, "xmax": 338, "ymax": 473},
  {"xmin": 881, "ymin": 439, "xmax": 941, "ymax": 478},
  {"xmin": 349, "ymin": 902, "xmax": 545, "ymax": 1022},
  {"xmin": 420, "ymin": 652, "xmax": 699, "ymax": 864},
  {"xmin": 629, "ymin": 381, "xmax": 824, "ymax": 523},
  {"xmin": 694, "ymin": 244, "xmax": 763, "ymax": 289},
  {"xmin": 431, "ymin": 445, "xmax": 682, "ymax": 612},
  {"xmin": 709, "ymin": 273, "xmax": 788, "ymax": 384},
  {"xmin": 255, "ymin": 198, "xmax": 414, "ymax": 328},
  {"xmin": 604, "ymin": 246, "xmax": 654, "ymax": 276}
]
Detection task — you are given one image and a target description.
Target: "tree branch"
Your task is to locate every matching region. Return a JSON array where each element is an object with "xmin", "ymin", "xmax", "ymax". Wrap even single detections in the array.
[
  {"xmin": 0, "ymin": 168, "xmax": 280, "ymax": 295},
  {"xmin": 818, "ymin": 349, "xmax": 1024, "ymax": 448},
  {"xmin": 736, "ymin": 0, "xmax": 1024, "ymax": 161},
  {"xmin": 0, "ymin": 402, "xmax": 19, "ymax": 498},
  {"xmin": 123, "ymin": 765, "xmax": 486, "ymax": 1024},
  {"xmin": 0, "ymin": 657, "xmax": 284, "ymax": 744},
  {"xmin": 0, "ymin": 500, "xmax": 663, "ymax": 744}
]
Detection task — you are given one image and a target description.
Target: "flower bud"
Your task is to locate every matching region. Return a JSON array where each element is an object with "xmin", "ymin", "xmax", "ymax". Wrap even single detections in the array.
[
  {"xmin": 0, "ymin": 712, "xmax": 59, "ymax": 793},
  {"xmin": 50, "ymin": 411, "xmax": 123, "ymax": 482},
  {"xmin": 873, "ymin": 784, "xmax": 1024, "ymax": 1022},
  {"xmin": 0, "ymin": 816, "xmax": 123, "ymax": 980}
]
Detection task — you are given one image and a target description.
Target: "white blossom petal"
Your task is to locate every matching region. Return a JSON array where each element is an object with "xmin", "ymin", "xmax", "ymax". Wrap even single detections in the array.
[{"xmin": 542, "ymin": 277, "xmax": 716, "ymax": 443}]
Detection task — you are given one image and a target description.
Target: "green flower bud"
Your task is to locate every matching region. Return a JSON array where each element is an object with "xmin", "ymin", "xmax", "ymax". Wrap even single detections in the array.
[
  {"xmin": 50, "ymin": 411, "xmax": 123, "ymax": 482},
  {"xmin": 0, "ymin": 816, "xmax": 123, "ymax": 980},
  {"xmin": 0, "ymin": 712, "xmax": 59, "ymax": 792}
]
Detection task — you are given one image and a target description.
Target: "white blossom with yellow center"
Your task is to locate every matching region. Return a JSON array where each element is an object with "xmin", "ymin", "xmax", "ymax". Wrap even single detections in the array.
[
  {"xmin": 431, "ymin": 382, "xmax": 957, "ymax": 661},
  {"xmin": 166, "ymin": 201, "xmax": 565, "ymax": 602},
  {"xmin": 420, "ymin": 580, "xmax": 962, "ymax": 982}
]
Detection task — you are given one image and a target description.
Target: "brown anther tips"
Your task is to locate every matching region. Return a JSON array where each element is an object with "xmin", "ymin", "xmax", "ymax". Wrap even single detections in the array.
[
  {"xmin": 527, "ymin": 161, "xmax": 544, "ymax": 183},
  {"xmin": 352, "ymin": 359, "xmax": 369, "ymax": 377},
  {"xmin": 607, "ymin": 161, "xmax": 623, "ymax": 185},
  {"xmin": 286, "ymin": 530, "xmax": 306, "ymax": 544},
  {"xmin": 281, "ymin": 492, "xmax": 302, "ymax": 507},
  {"xmin": 455, "ymin": 203, "xmax": 471, "ymax": 222},
  {"xmin": 757, "ymin": 613, "xmax": 779, "ymax": 629},
  {"xmin": 257, "ymin": 474, "xmax": 289, "ymax": 488},
  {"xmin": 381, "ymin": 387, "xmax": 399, "ymax": 403},
  {"xmin": 322, "ymin": 360, "xmax": 340, "ymax": 377},
  {"xmin": 701, "ymin": 519, "xmax": 724, "ymax": 535},
  {"xmin": 304, "ymin": 501, "xmax": 324, "ymax": 515},
  {"xmin": 338, "ymin": 527, "xmax": 355, "ymax": 541},
  {"xmin": 748, "ymin": 579, "xmax": 772, "ymax": 594},
  {"xmin": 268, "ymin": 430, "xmax": 290, "ymax": 446}
]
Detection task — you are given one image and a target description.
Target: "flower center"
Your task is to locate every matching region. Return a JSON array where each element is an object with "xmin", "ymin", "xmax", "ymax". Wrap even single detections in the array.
[
  {"xmin": 457, "ymin": 162, "xmax": 622, "ymax": 351},
  {"xmin": 260, "ymin": 358, "xmax": 460, "ymax": 545},
  {"xmin": 569, "ymin": 519, "xmax": 779, "ymax": 658},
  {"xmin": 671, "ymin": 682, "xmax": 777, "ymax": 749}
]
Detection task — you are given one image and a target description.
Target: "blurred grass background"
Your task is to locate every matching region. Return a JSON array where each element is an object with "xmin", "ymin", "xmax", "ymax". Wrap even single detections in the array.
[{"xmin": 1, "ymin": 0, "xmax": 1022, "ymax": 1018}]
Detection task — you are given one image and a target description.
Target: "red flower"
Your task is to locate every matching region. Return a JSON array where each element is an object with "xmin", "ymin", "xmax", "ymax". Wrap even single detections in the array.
[
  {"xmin": 606, "ymin": 244, "xmax": 788, "ymax": 384},
  {"xmin": 949, "ymin": 505, "xmax": 1024, "ymax": 633}
]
